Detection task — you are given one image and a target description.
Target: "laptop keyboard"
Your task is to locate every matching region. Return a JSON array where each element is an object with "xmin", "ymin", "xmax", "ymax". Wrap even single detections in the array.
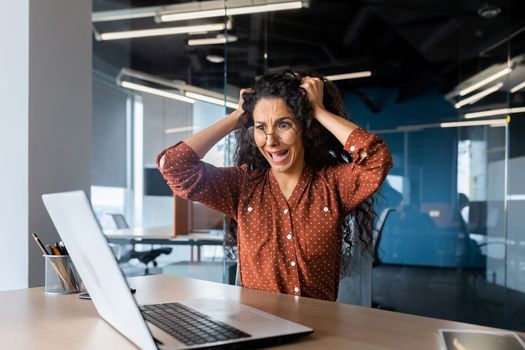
[{"xmin": 141, "ymin": 302, "xmax": 251, "ymax": 346}]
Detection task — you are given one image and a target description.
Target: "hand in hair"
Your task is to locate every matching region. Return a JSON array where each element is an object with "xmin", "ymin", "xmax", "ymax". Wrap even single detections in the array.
[
  {"xmin": 300, "ymin": 76, "xmax": 326, "ymax": 115},
  {"xmin": 237, "ymin": 88, "xmax": 253, "ymax": 126}
]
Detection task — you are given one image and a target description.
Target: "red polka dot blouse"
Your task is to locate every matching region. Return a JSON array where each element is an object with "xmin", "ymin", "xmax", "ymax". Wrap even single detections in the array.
[{"xmin": 157, "ymin": 127, "xmax": 392, "ymax": 301}]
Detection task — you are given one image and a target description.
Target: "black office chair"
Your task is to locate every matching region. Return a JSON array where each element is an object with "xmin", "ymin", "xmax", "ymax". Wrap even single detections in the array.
[
  {"xmin": 372, "ymin": 207, "xmax": 396, "ymax": 268},
  {"xmin": 108, "ymin": 213, "xmax": 172, "ymax": 275},
  {"xmin": 371, "ymin": 207, "xmax": 396, "ymax": 310}
]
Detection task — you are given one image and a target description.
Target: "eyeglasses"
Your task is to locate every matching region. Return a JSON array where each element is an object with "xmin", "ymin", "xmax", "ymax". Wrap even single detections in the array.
[{"xmin": 245, "ymin": 120, "xmax": 299, "ymax": 147}]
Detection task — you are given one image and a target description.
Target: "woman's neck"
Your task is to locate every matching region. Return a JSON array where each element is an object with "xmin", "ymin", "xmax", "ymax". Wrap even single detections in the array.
[{"xmin": 271, "ymin": 167, "xmax": 304, "ymax": 201}]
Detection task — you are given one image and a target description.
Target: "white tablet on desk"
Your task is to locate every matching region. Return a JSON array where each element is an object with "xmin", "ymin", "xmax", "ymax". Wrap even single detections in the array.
[{"xmin": 438, "ymin": 329, "xmax": 525, "ymax": 350}]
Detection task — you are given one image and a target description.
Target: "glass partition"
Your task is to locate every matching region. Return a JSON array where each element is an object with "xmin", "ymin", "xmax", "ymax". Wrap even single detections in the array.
[
  {"xmin": 363, "ymin": 0, "xmax": 524, "ymax": 331},
  {"xmin": 91, "ymin": 0, "xmax": 525, "ymax": 331},
  {"xmin": 91, "ymin": 1, "xmax": 230, "ymax": 266},
  {"xmin": 222, "ymin": 0, "xmax": 524, "ymax": 331}
]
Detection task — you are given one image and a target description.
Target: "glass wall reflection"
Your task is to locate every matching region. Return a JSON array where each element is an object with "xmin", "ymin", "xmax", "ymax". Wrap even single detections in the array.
[
  {"xmin": 231, "ymin": 0, "xmax": 524, "ymax": 331},
  {"xmin": 91, "ymin": 1, "xmax": 231, "ymax": 267},
  {"xmin": 91, "ymin": 0, "xmax": 525, "ymax": 331}
]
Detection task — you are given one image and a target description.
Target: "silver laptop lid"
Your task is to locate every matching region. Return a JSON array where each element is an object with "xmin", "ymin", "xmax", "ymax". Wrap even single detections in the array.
[{"xmin": 42, "ymin": 190, "xmax": 157, "ymax": 350}]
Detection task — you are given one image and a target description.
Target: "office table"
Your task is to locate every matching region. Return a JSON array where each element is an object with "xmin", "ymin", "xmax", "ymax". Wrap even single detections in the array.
[
  {"xmin": 1, "ymin": 274, "xmax": 523, "ymax": 349},
  {"xmin": 105, "ymin": 226, "xmax": 224, "ymax": 261}
]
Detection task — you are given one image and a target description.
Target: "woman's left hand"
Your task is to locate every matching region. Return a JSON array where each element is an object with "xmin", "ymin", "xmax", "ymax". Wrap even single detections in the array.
[{"xmin": 301, "ymin": 77, "xmax": 325, "ymax": 114}]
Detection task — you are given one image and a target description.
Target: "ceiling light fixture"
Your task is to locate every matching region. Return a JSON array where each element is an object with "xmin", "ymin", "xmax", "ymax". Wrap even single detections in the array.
[
  {"xmin": 477, "ymin": 4, "xmax": 501, "ymax": 19},
  {"xmin": 188, "ymin": 34, "xmax": 238, "ymax": 46},
  {"xmin": 440, "ymin": 119, "xmax": 507, "ymax": 128},
  {"xmin": 159, "ymin": 1, "xmax": 304, "ymax": 22},
  {"xmin": 92, "ymin": 1, "xmax": 306, "ymax": 23},
  {"xmin": 184, "ymin": 92, "xmax": 238, "ymax": 109},
  {"xmin": 120, "ymin": 81, "xmax": 195, "ymax": 104},
  {"xmin": 459, "ymin": 67, "xmax": 511, "ymax": 96},
  {"xmin": 325, "ymin": 71, "xmax": 372, "ymax": 81},
  {"xmin": 206, "ymin": 55, "xmax": 225, "ymax": 63},
  {"xmin": 464, "ymin": 106, "xmax": 525, "ymax": 119},
  {"xmin": 161, "ymin": 9, "xmax": 226, "ymax": 22},
  {"xmin": 93, "ymin": 6, "xmax": 160, "ymax": 22},
  {"xmin": 96, "ymin": 23, "xmax": 226, "ymax": 41},
  {"xmin": 117, "ymin": 68, "xmax": 239, "ymax": 109},
  {"xmin": 454, "ymin": 82, "xmax": 503, "ymax": 109},
  {"xmin": 511, "ymin": 81, "xmax": 525, "ymax": 93}
]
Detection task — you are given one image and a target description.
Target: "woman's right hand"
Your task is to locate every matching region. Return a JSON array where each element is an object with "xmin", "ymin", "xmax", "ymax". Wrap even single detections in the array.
[
  {"xmin": 231, "ymin": 88, "xmax": 252, "ymax": 127},
  {"xmin": 237, "ymin": 88, "xmax": 250, "ymax": 113}
]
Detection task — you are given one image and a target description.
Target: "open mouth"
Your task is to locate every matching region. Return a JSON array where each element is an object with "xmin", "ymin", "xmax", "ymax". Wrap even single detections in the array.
[{"xmin": 268, "ymin": 150, "xmax": 289, "ymax": 163}]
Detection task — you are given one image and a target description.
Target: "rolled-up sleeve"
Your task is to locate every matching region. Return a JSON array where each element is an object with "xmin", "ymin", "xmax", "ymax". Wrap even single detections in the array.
[
  {"xmin": 330, "ymin": 128, "xmax": 393, "ymax": 214},
  {"xmin": 156, "ymin": 142, "xmax": 245, "ymax": 219}
]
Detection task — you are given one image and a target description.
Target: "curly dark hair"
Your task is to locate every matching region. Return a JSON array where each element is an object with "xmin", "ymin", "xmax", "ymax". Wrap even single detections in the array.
[{"xmin": 225, "ymin": 71, "xmax": 377, "ymax": 276}]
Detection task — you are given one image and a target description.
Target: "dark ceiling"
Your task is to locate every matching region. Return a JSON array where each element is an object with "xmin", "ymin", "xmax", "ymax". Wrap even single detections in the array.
[{"xmin": 93, "ymin": 0, "xmax": 525, "ymax": 102}]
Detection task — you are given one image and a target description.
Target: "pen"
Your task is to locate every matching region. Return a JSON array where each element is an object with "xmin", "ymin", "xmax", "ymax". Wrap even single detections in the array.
[
  {"xmin": 32, "ymin": 233, "xmax": 50, "ymax": 255},
  {"xmin": 58, "ymin": 241, "xmax": 69, "ymax": 255},
  {"xmin": 54, "ymin": 242, "xmax": 65, "ymax": 255}
]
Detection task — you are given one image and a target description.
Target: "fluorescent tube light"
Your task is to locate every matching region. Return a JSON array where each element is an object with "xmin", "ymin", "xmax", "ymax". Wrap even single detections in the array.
[
  {"xmin": 459, "ymin": 67, "xmax": 511, "ymax": 96},
  {"xmin": 188, "ymin": 34, "xmax": 237, "ymax": 46},
  {"xmin": 161, "ymin": 9, "xmax": 226, "ymax": 22},
  {"xmin": 511, "ymin": 81, "xmax": 525, "ymax": 93},
  {"xmin": 464, "ymin": 106, "xmax": 525, "ymax": 119},
  {"xmin": 93, "ymin": 7, "xmax": 159, "ymax": 22},
  {"xmin": 440, "ymin": 119, "xmax": 507, "ymax": 128},
  {"xmin": 118, "ymin": 68, "xmax": 240, "ymax": 109},
  {"xmin": 97, "ymin": 23, "xmax": 225, "ymax": 41},
  {"xmin": 454, "ymin": 82, "xmax": 503, "ymax": 109},
  {"xmin": 185, "ymin": 92, "xmax": 238, "ymax": 109},
  {"xmin": 226, "ymin": 1, "xmax": 303, "ymax": 15},
  {"xmin": 159, "ymin": 1, "xmax": 303, "ymax": 22},
  {"xmin": 325, "ymin": 71, "xmax": 372, "ymax": 81},
  {"xmin": 93, "ymin": 1, "xmax": 305, "ymax": 23},
  {"xmin": 165, "ymin": 126, "xmax": 195, "ymax": 134},
  {"xmin": 121, "ymin": 81, "xmax": 195, "ymax": 104}
]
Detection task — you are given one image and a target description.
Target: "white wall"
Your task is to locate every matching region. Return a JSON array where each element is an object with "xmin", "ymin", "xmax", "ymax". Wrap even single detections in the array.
[
  {"xmin": 0, "ymin": 1, "xmax": 29, "ymax": 291},
  {"xmin": 0, "ymin": 0, "xmax": 92, "ymax": 290}
]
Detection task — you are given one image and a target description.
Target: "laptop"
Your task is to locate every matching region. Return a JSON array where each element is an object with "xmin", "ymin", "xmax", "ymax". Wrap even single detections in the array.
[{"xmin": 42, "ymin": 190, "xmax": 313, "ymax": 349}]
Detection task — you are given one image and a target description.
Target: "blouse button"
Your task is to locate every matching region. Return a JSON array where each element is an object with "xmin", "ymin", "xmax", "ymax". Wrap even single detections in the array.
[
  {"xmin": 286, "ymin": 234, "xmax": 292, "ymax": 240},
  {"xmin": 290, "ymin": 261, "xmax": 296, "ymax": 267},
  {"xmin": 294, "ymin": 287, "xmax": 299, "ymax": 293},
  {"xmin": 283, "ymin": 209, "xmax": 288, "ymax": 214},
  {"xmin": 349, "ymin": 145, "xmax": 356, "ymax": 152},
  {"xmin": 247, "ymin": 207, "xmax": 253, "ymax": 212},
  {"xmin": 323, "ymin": 207, "xmax": 329, "ymax": 212}
]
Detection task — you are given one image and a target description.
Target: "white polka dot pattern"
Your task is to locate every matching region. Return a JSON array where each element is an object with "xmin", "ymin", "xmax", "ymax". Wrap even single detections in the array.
[{"xmin": 156, "ymin": 128, "xmax": 393, "ymax": 301}]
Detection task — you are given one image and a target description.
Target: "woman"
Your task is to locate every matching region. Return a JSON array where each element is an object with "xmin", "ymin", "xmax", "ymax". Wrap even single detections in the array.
[{"xmin": 157, "ymin": 72, "xmax": 392, "ymax": 301}]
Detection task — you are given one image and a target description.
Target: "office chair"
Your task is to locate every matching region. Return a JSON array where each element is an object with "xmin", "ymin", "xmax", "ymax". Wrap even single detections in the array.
[
  {"xmin": 108, "ymin": 213, "xmax": 172, "ymax": 275},
  {"xmin": 336, "ymin": 207, "xmax": 395, "ymax": 307},
  {"xmin": 373, "ymin": 207, "xmax": 396, "ymax": 268},
  {"xmin": 371, "ymin": 207, "xmax": 396, "ymax": 310}
]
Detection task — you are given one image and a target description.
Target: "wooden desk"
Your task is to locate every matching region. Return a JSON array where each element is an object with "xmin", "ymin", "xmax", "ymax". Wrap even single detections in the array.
[
  {"xmin": 105, "ymin": 226, "xmax": 223, "ymax": 261},
  {"xmin": 1, "ymin": 275, "xmax": 523, "ymax": 349}
]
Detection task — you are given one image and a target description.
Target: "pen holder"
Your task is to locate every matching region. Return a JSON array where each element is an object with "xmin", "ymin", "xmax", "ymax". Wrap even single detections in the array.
[{"xmin": 44, "ymin": 255, "xmax": 82, "ymax": 294}]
